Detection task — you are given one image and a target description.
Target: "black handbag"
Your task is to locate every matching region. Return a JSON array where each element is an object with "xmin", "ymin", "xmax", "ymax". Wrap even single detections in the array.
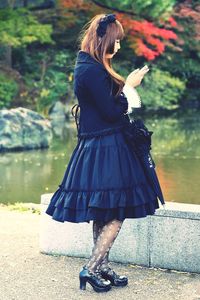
[
  {"xmin": 122, "ymin": 118, "xmax": 155, "ymax": 166},
  {"xmin": 122, "ymin": 118, "xmax": 165, "ymax": 206}
]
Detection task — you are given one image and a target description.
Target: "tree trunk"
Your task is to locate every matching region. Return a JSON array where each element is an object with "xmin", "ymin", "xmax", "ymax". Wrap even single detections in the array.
[
  {"xmin": 23, "ymin": 0, "xmax": 28, "ymax": 7},
  {"xmin": 3, "ymin": 46, "xmax": 12, "ymax": 68}
]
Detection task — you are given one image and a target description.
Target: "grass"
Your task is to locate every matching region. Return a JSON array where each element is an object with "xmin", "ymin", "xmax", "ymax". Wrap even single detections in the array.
[{"xmin": 0, "ymin": 202, "xmax": 41, "ymax": 214}]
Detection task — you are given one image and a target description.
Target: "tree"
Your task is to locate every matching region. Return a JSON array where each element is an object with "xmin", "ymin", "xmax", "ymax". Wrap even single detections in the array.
[
  {"xmin": 0, "ymin": 7, "xmax": 53, "ymax": 67},
  {"xmin": 156, "ymin": 0, "xmax": 200, "ymax": 108},
  {"xmin": 59, "ymin": 0, "xmax": 179, "ymax": 60}
]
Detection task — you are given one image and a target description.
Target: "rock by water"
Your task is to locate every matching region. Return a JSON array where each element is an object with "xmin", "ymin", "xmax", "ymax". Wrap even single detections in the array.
[{"xmin": 0, "ymin": 107, "xmax": 53, "ymax": 152}]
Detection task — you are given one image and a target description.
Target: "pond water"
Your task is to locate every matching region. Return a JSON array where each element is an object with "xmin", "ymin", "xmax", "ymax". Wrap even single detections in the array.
[{"xmin": 0, "ymin": 110, "xmax": 199, "ymax": 206}]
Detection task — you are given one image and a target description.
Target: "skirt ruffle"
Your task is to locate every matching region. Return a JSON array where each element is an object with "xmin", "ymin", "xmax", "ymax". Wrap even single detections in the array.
[{"xmin": 45, "ymin": 128, "xmax": 161, "ymax": 223}]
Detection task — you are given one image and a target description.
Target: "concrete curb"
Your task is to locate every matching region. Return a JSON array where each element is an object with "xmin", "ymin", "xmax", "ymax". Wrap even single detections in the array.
[{"xmin": 40, "ymin": 194, "xmax": 200, "ymax": 274}]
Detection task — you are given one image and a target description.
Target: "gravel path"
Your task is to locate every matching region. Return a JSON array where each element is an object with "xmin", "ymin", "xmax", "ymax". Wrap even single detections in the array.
[{"xmin": 0, "ymin": 207, "xmax": 200, "ymax": 300}]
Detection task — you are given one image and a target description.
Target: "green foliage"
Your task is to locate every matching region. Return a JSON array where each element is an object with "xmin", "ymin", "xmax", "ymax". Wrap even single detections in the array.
[
  {"xmin": 157, "ymin": 54, "xmax": 200, "ymax": 106},
  {"xmin": 0, "ymin": 1, "xmax": 198, "ymax": 112},
  {"xmin": 34, "ymin": 70, "xmax": 67, "ymax": 113},
  {"xmin": 0, "ymin": 8, "xmax": 53, "ymax": 48},
  {"xmin": 0, "ymin": 72, "xmax": 18, "ymax": 109},
  {"xmin": 131, "ymin": 0, "xmax": 176, "ymax": 19},
  {"xmin": 23, "ymin": 50, "xmax": 74, "ymax": 114},
  {"xmin": 137, "ymin": 68, "xmax": 186, "ymax": 110},
  {"xmin": 101, "ymin": 0, "xmax": 176, "ymax": 19},
  {"xmin": 155, "ymin": 3, "xmax": 200, "ymax": 108}
]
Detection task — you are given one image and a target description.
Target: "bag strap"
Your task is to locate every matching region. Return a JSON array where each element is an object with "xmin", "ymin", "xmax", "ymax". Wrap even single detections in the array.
[{"xmin": 71, "ymin": 103, "xmax": 80, "ymax": 139}]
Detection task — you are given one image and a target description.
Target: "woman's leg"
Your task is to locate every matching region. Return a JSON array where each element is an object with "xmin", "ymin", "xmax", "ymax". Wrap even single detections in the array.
[
  {"xmin": 86, "ymin": 219, "xmax": 123, "ymax": 273},
  {"xmin": 92, "ymin": 220, "xmax": 110, "ymax": 272}
]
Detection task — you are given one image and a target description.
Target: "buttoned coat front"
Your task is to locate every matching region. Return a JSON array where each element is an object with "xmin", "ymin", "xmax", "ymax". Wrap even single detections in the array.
[{"xmin": 73, "ymin": 50, "xmax": 130, "ymax": 135}]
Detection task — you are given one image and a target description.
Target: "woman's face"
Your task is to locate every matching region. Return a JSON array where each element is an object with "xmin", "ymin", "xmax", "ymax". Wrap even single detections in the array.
[
  {"xmin": 114, "ymin": 39, "xmax": 121, "ymax": 53},
  {"xmin": 106, "ymin": 39, "xmax": 121, "ymax": 58}
]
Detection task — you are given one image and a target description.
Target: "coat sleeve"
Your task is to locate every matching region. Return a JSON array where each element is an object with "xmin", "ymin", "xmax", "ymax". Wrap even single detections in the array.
[{"xmin": 83, "ymin": 66, "xmax": 128, "ymax": 123}]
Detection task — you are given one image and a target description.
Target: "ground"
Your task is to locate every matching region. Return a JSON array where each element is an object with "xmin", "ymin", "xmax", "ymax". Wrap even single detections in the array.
[{"xmin": 0, "ymin": 207, "xmax": 200, "ymax": 300}]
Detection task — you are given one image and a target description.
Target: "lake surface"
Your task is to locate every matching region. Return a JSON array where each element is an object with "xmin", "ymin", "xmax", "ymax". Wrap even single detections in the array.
[{"xmin": 0, "ymin": 110, "xmax": 199, "ymax": 206}]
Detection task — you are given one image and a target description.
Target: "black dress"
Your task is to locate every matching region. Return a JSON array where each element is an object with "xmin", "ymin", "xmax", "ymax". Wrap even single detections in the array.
[{"xmin": 45, "ymin": 50, "xmax": 165, "ymax": 223}]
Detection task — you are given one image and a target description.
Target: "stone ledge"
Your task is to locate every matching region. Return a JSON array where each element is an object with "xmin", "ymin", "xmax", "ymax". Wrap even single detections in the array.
[{"xmin": 39, "ymin": 193, "xmax": 200, "ymax": 274}]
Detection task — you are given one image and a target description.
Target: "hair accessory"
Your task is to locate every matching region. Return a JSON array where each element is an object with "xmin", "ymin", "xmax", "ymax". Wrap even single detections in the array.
[{"xmin": 97, "ymin": 14, "xmax": 116, "ymax": 37}]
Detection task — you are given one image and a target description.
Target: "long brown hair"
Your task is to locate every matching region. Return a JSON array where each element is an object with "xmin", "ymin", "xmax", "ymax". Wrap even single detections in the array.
[{"xmin": 77, "ymin": 14, "xmax": 126, "ymax": 96}]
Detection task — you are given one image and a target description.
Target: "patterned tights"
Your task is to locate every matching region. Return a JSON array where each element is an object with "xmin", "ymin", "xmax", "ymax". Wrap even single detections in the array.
[{"xmin": 85, "ymin": 219, "xmax": 124, "ymax": 274}]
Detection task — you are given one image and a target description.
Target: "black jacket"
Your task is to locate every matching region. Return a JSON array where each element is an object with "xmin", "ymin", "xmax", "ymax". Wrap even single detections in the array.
[{"xmin": 73, "ymin": 50, "xmax": 131, "ymax": 137}]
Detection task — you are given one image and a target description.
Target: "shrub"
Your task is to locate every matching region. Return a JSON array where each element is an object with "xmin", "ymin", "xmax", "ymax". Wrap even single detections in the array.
[
  {"xmin": 137, "ymin": 68, "xmax": 186, "ymax": 110},
  {"xmin": 34, "ymin": 70, "xmax": 67, "ymax": 114},
  {"xmin": 0, "ymin": 72, "xmax": 18, "ymax": 109},
  {"xmin": 22, "ymin": 50, "xmax": 75, "ymax": 115}
]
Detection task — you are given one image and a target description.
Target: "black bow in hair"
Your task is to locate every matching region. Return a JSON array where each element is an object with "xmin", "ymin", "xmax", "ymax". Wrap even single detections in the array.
[{"xmin": 96, "ymin": 14, "xmax": 116, "ymax": 37}]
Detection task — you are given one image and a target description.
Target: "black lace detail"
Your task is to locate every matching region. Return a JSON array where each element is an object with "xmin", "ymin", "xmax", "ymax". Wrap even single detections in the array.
[{"xmin": 78, "ymin": 125, "xmax": 127, "ymax": 138}]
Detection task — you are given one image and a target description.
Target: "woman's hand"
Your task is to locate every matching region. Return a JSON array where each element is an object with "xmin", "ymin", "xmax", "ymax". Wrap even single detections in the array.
[{"xmin": 125, "ymin": 65, "xmax": 149, "ymax": 88}]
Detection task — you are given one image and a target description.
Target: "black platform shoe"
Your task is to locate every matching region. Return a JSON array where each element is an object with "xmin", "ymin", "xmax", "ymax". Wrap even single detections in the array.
[
  {"xmin": 100, "ymin": 267, "xmax": 128, "ymax": 287},
  {"xmin": 79, "ymin": 266, "xmax": 112, "ymax": 293}
]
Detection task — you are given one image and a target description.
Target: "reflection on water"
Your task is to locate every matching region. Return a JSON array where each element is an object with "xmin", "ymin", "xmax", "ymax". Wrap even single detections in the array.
[{"xmin": 0, "ymin": 111, "xmax": 199, "ymax": 205}]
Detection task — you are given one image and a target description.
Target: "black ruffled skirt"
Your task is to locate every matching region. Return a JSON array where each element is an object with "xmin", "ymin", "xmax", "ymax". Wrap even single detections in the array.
[{"xmin": 45, "ymin": 125, "xmax": 164, "ymax": 223}]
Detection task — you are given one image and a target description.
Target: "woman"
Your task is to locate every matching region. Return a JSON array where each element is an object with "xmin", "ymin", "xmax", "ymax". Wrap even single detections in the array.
[{"xmin": 45, "ymin": 13, "xmax": 165, "ymax": 293}]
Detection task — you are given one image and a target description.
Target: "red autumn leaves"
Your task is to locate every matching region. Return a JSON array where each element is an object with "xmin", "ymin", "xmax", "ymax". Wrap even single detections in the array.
[{"xmin": 116, "ymin": 13, "xmax": 178, "ymax": 60}]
